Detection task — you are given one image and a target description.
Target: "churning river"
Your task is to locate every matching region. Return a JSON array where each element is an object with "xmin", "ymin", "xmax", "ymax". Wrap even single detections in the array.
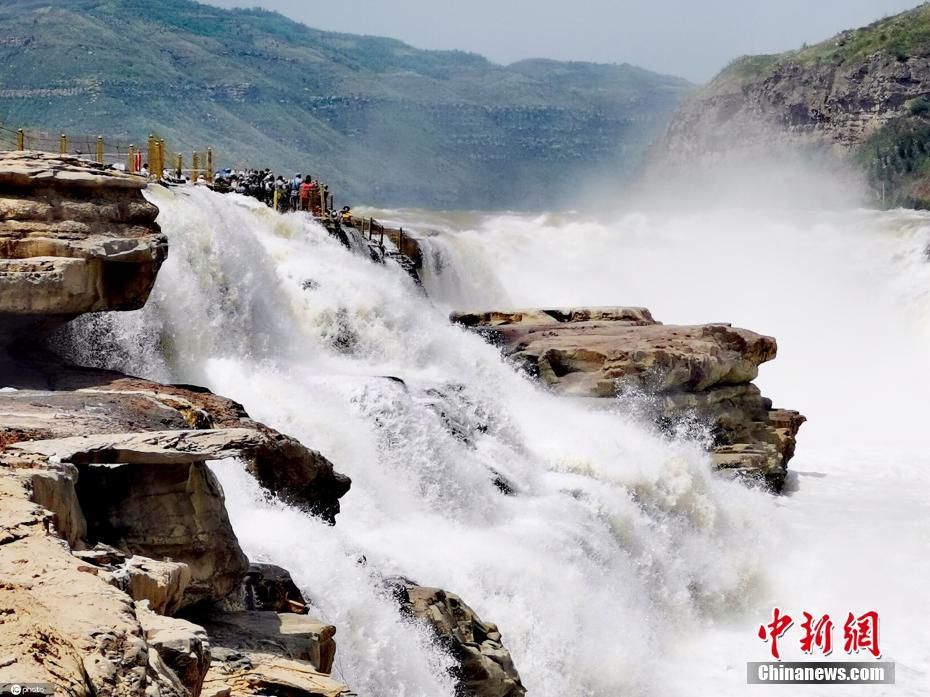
[{"xmin": 65, "ymin": 186, "xmax": 930, "ymax": 696}]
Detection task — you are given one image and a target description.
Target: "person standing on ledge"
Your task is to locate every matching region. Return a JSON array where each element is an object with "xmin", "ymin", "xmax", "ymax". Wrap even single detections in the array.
[{"xmin": 299, "ymin": 175, "xmax": 313, "ymax": 211}]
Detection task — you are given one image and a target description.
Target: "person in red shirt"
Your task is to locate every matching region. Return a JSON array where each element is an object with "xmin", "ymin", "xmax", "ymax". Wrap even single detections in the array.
[{"xmin": 299, "ymin": 175, "xmax": 313, "ymax": 211}]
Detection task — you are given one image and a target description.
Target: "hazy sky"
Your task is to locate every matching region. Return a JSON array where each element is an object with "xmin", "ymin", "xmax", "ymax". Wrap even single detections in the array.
[{"xmin": 204, "ymin": 0, "xmax": 924, "ymax": 82}]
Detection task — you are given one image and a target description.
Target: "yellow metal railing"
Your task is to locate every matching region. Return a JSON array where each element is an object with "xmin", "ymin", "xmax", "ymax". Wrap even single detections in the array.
[{"xmin": 0, "ymin": 124, "xmax": 215, "ymax": 182}]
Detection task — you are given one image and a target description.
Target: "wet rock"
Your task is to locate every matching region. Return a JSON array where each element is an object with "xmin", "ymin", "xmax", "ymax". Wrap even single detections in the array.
[
  {"xmin": 243, "ymin": 563, "xmax": 308, "ymax": 613},
  {"xmin": 452, "ymin": 306, "xmax": 804, "ymax": 490},
  {"xmin": 387, "ymin": 578, "xmax": 526, "ymax": 697}
]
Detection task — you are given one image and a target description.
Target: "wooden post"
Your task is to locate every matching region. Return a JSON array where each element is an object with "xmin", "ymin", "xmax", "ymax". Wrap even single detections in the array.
[
  {"xmin": 399, "ymin": 227, "xmax": 404, "ymax": 256},
  {"xmin": 59, "ymin": 133, "xmax": 67, "ymax": 156},
  {"xmin": 96, "ymin": 136, "xmax": 104, "ymax": 165},
  {"xmin": 128, "ymin": 145, "xmax": 136, "ymax": 173},
  {"xmin": 368, "ymin": 217, "xmax": 374, "ymax": 241},
  {"xmin": 206, "ymin": 148, "xmax": 213, "ymax": 183},
  {"xmin": 159, "ymin": 139, "xmax": 166, "ymax": 179},
  {"xmin": 192, "ymin": 152, "xmax": 200, "ymax": 182},
  {"xmin": 176, "ymin": 154, "xmax": 183, "ymax": 179},
  {"xmin": 147, "ymin": 135, "xmax": 156, "ymax": 175},
  {"xmin": 379, "ymin": 224, "xmax": 384, "ymax": 248},
  {"xmin": 17, "ymin": 129, "xmax": 24, "ymax": 151}
]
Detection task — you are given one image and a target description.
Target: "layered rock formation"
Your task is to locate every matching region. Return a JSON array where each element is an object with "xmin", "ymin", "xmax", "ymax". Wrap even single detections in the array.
[
  {"xmin": 656, "ymin": 4, "xmax": 930, "ymax": 206},
  {"xmin": 452, "ymin": 307, "xmax": 804, "ymax": 490},
  {"xmin": 0, "ymin": 156, "xmax": 354, "ymax": 696},
  {"xmin": 0, "ymin": 151, "xmax": 167, "ymax": 326}
]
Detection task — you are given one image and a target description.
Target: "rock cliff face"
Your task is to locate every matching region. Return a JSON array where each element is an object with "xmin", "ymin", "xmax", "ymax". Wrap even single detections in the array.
[
  {"xmin": 452, "ymin": 307, "xmax": 804, "ymax": 490},
  {"xmin": 0, "ymin": 151, "xmax": 167, "ymax": 328},
  {"xmin": 657, "ymin": 5, "xmax": 930, "ymax": 206},
  {"xmin": 0, "ymin": 156, "xmax": 356, "ymax": 696}
]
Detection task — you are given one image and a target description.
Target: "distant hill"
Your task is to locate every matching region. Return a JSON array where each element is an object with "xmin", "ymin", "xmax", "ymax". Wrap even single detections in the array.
[
  {"xmin": 658, "ymin": 3, "xmax": 930, "ymax": 208},
  {"xmin": 0, "ymin": 0, "xmax": 691, "ymax": 208}
]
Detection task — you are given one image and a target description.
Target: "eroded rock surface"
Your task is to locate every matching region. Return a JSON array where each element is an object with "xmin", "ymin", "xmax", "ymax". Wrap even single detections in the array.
[
  {"xmin": 0, "ymin": 151, "xmax": 166, "ymax": 327},
  {"xmin": 388, "ymin": 578, "xmax": 526, "ymax": 697},
  {"xmin": 452, "ymin": 306, "xmax": 804, "ymax": 489},
  {"xmin": 0, "ymin": 155, "xmax": 354, "ymax": 695}
]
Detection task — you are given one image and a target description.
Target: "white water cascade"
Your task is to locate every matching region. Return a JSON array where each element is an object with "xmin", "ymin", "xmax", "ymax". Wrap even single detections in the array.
[{"xmin": 63, "ymin": 186, "xmax": 930, "ymax": 696}]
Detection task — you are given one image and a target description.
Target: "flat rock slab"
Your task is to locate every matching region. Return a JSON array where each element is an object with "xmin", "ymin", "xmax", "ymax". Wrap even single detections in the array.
[
  {"xmin": 0, "ymin": 151, "xmax": 146, "ymax": 190},
  {"xmin": 7, "ymin": 427, "xmax": 273, "ymax": 465},
  {"xmin": 0, "ymin": 353, "xmax": 351, "ymax": 522},
  {"xmin": 452, "ymin": 306, "xmax": 803, "ymax": 491},
  {"xmin": 453, "ymin": 306, "xmax": 775, "ymax": 397},
  {"xmin": 197, "ymin": 611, "xmax": 336, "ymax": 674}
]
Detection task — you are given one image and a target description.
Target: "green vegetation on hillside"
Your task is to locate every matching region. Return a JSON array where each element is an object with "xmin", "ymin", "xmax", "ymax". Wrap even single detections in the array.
[
  {"xmin": 699, "ymin": 2, "xmax": 930, "ymax": 209},
  {"xmin": 0, "ymin": 0, "xmax": 691, "ymax": 208},
  {"xmin": 858, "ymin": 111, "xmax": 930, "ymax": 208},
  {"xmin": 792, "ymin": 4, "xmax": 930, "ymax": 66}
]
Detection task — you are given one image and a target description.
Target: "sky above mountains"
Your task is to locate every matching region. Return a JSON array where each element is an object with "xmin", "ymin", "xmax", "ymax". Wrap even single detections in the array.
[{"xmin": 205, "ymin": 0, "xmax": 923, "ymax": 82}]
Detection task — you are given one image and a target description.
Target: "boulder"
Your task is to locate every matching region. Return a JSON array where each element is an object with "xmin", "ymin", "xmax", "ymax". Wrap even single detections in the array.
[
  {"xmin": 243, "ymin": 563, "xmax": 309, "ymax": 614},
  {"xmin": 74, "ymin": 458, "xmax": 249, "ymax": 610},
  {"xmin": 138, "ymin": 602, "xmax": 212, "ymax": 697},
  {"xmin": 387, "ymin": 578, "xmax": 526, "ymax": 697},
  {"xmin": 101, "ymin": 556, "xmax": 192, "ymax": 617},
  {"xmin": 197, "ymin": 611, "xmax": 352, "ymax": 697},
  {"xmin": 452, "ymin": 307, "xmax": 805, "ymax": 490},
  {"xmin": 196, "ymin": 611, "xmax": 337, "ymax": 674}
]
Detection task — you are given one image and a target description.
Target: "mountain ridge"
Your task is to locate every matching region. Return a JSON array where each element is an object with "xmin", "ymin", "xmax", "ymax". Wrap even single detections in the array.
[{"xmin": 0, "ymin": 0, "xmax": 691, "ymax": 208}]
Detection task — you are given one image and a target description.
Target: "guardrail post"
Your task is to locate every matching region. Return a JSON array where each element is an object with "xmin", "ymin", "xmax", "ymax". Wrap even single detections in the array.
[
  {"xmin": 192, "ymin": 152, "xmax": 200, "ymax": 182},
  {"xmin": 206, "ymin": 148, "xmax": 213, "ymax": 183},
  {"xmin": 59, "ymin": 133, "xmax": 67, "ymax": 156},
  {"xmin": 17, "ymin": 129, "xmax": 24, "ymax": 150},
  {"xmin": 96, "ymin": 136, "xmax": 104, "ymax": 164},
  {"xmin": 147, "ymin": 135, "xmax": 155, "ymax": 176}
]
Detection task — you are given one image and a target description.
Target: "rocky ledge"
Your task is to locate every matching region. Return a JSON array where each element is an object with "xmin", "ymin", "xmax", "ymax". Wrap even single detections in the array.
[
  {"xmin": 0, "ymin": 151, "xmax": 167, "ymax": 325},
  {"xmin": 0, "ymin": 154, "xmax": 525, "ymax": 697},
  {"xmin": 452, "ymin": 307, "xmax": 805, "ymax": 490}
]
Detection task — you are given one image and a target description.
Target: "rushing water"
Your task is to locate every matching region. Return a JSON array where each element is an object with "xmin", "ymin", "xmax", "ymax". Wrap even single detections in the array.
[{"xmin": 64, "ymin": 186, "xmax": 930, "ymax": 696}]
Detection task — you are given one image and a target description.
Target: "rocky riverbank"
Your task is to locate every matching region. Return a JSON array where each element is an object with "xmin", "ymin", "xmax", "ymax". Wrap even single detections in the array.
[
  {"xmin": 0, "ymin": 153, "xmax": 524, "ymax": 697},
  {"xmin": 452, "ymin": 307, "xmax": 804, "ymax": 490}
]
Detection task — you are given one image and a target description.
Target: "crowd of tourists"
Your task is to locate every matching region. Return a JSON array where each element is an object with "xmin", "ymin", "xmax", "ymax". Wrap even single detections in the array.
[{"xmin": 211, "ymin": 168, "xmax": 353, "ymax": 222}]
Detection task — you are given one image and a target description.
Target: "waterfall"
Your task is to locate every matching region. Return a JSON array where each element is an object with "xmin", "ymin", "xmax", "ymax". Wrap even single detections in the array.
[{"xmin": 61, "ymin": 186, "xmax": 929, "ymax": 696}]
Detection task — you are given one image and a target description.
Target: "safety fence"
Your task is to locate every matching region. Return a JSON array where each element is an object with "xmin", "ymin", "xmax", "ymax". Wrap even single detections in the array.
[
  {"xmin": 359, "ymin": 217, "xmax": 412, "ymax": 258},
  {"xmin": 0, "ymin": 123, "xmax": 215, "ymax": 181}
]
